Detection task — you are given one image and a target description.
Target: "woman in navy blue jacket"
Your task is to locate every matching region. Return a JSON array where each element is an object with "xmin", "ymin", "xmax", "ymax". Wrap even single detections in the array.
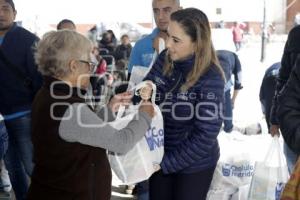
[{"xmin": 144, "ymin": 8, "xmax": 225, "ymax": 200}]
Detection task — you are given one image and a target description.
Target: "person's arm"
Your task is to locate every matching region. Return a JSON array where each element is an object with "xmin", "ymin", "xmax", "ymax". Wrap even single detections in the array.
[
  {"xmin": 94, "ymin": 105, "xmax": 116, "ymax": 122},
  {"xmin": 231, "ymin": 89, "xmax": 239, "ymax": 108},
  {"xmin": 270, "ymin": 26, "xmax": 300, "ymax": 127},
  {"xmin": 59, "ymin": 103, "xmax": 152, "ymax": 154},
  {"xmin": 278, "ymin": 59, "xmax": 300, "ymax": 154},
  {"xmin": 232, "ymin": 53, "xmax": 243, "ymax": 90},
  {"xmin": 26, "ymin": 36, "xmax": 43, "ymax": 96},
  {"xmin": 270, "ymin": 53, "xmax": 300, "ymax": 135},
  {"xmin": 259, "ymin": 75, "xmax": 266, "ymax": 114},
  {"xmin": 160, "ymin": 74, "xmax": 224, "ymax": 174},
  {"xmin": 231, "ymin": 53, "xmax": 243, "ymax": 108}
]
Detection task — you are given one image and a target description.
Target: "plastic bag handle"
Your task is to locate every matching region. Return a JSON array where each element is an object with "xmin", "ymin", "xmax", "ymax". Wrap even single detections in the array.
[
  {"xmin": 116, "ymin": 81, "xmax": 157, "ymax": 120},
  {"xmin": 263, "ymin": 136, "xmax": 287, "ymax": 170}
]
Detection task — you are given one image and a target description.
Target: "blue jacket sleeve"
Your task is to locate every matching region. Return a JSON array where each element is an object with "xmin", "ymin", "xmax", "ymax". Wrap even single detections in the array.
[{"xmin": 160, "ymin": 74, "xmax": 224, "ymax": 174}]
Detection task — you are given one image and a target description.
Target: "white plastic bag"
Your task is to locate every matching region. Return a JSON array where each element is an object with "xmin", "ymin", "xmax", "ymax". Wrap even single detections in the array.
[
  {"xmin": 248, "ymin": 136, "xmax": 289, "ymax": 200},
  {"xmin": 231, "ymin": 185, "xmax": 251, "ymax": 200},
  {"xmin": 108, "ymin": 81, "xmax": 164, "ymax": 184},
  {"xmin": 207, "ymin": 131, "xmax": 273, "ymax": 200},
  {"xmin": 206, "ymin": 189, "xmax": 233, "ymax": 200}
]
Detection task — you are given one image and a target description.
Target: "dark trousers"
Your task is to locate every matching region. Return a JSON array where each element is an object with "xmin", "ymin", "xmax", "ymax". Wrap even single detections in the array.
[
  {"xmin": 223, "ymin": 90, "xmax": 233, "ymax": 133},
  {"xmin": 234, "ymin": 41, "xmax": 242, "ymax": 51},
  {"xmin": 4, "ymin": 114, "xmax": 33, "ymax": 200},
  {"xmin": 149, "ymin": 166, "xmax": 216, "ymax": 200}
]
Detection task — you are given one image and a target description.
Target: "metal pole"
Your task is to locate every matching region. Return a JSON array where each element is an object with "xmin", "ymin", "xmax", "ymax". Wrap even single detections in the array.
[{"xmin": 260, "ymin": 0, "xmax": 267, "ymax": 62}]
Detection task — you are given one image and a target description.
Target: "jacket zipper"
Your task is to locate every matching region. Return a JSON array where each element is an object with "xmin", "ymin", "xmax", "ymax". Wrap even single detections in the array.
[
  {"xmin": 162, "ymin": 73, "xmax": 182, "ymax": 104},
  {"xmin": 168, "ymin": 73, "xmax": 182, "ymax": 93}
]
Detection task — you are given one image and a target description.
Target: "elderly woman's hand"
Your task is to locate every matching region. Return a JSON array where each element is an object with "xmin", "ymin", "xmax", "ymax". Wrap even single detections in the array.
[
  {"xmin": 108, "ymin": 91, "xmax": 133, "ymax": 113},
  {"xmin": 139, "ymin": 100, "xmax": 155, "ymax": 118}
]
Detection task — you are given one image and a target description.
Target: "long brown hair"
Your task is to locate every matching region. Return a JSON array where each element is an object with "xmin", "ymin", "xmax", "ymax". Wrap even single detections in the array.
[{"xmin": 163, "ymin": 8, "xmax": 224, "ymax": 91}]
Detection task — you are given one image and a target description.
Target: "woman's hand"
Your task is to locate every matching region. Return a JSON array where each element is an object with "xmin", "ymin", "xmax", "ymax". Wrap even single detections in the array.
[{"xmin": 108, "ymin": 91, "xmax": 133, "ymax": 113}]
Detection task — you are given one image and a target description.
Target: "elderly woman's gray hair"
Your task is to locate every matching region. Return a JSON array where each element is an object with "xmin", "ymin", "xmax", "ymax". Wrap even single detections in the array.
[{"xmin": 35, "ymin": 30, "xmax": 92, "ymax": 78}]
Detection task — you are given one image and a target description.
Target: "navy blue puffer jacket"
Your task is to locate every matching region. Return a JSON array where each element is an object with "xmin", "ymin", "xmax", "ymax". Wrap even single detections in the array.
[{"xmin": 144, "ymin": 50, "xmax": 225, "ymax": 174}]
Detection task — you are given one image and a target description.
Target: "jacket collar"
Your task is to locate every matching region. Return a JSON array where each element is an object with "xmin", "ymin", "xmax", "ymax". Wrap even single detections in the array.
[
  {"xmin": 2, "ymin": 22, "xmax": 17, "ymax": 37},
  {"xmin": 43, "ymin": 76, "xmax": 87, "ymax": 100},
  {"xmin": 173, "ymin": 54, "xmax": 195, "ymax": 77}
]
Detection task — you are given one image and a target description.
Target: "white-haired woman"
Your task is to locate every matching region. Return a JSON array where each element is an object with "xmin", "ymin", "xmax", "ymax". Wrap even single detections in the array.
[{"xmin": 27, "ymin": 30, "xmax": 154, "ymax": 200}]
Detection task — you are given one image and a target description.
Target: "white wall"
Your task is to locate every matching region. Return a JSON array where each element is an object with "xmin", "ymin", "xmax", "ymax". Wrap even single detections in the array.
[
  {"xmin": 13, "ymin": 0, "xmax": 287, "ymax": 34},
  {"xmin": 181, "ymin": 0, "xmax": 286, "ymax": 32},
  {"xmin": 181, "ymin": 0, "xmax": 285, "ymax": 23}
]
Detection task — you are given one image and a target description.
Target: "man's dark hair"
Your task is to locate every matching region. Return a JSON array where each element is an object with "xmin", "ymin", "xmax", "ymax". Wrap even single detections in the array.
[
  {"xmin": 57, "ymin": 19, "xmax": 75, "ymax": 30},
  {"xmin": 5, "ymin": 0, "xmax": 15, "ymax": 11},
  {"xmin": 121, "ymin": 34, "xmax": 129, "ymax": 40}
]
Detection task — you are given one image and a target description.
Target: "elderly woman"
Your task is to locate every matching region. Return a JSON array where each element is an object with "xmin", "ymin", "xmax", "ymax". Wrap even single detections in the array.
[{"xmin": 27, "ymin": 30, "xmax": 154, "ymax": 200}]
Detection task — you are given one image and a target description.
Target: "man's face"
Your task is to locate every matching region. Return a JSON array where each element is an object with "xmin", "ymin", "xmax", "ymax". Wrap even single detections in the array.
[
  {"xmin": 121, "ymin": 36, "xmax": 129, "ymax": 45},
  {"xmin": 152, "ymin": 0, "xmax": 180, "ymax": 31},
  {"xmin": 0, "ymin": 0, "xmax": 16, "ymax": 31}
]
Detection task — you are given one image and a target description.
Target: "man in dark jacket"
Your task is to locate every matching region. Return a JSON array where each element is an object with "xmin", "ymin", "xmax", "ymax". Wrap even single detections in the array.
[
  {"xmin": 0, "ymin": 0, "xmax": 42, "ymax": 199},
  {"xmin": 270, "ymin": 25, "xmax": 300, "ymax": 135},
  {"xmin": 114, "ymin": 34, "xmax": 132, "ymax": 62},
  {"xmin": 217, "ymin": 50, "xmax": 243, "ymax": 133},
  {"xmin": 269, "ymin": 25, "xmax": 300, "ymax": 173},
  {"xmin": 277, "ymin": 57, "xmax": 300, "ymax": 169},
  {"xmin": 259, "ymin": 62, "xmax": 280, "ymax": 132},
  {"xmin": 114, "ymin": 34, "xmax": 132, "ymax": 81}
]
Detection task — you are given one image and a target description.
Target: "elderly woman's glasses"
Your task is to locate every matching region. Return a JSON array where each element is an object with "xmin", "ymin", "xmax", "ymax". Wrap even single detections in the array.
[{"xmin": 78, "ymin": 60, "xmax": 97, "ymax": 72}]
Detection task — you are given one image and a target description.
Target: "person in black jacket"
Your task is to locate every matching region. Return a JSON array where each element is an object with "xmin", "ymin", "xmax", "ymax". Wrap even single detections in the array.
[
  {"xmin": 114, "ymin": 34, "xmax": 132, "ymax": 61},
  {"xmin": 145, "ymin": 8, "xmax": 224, "ymax": 200},
  {"xmin": 278, "ymin": 57, "xmax": 300, "ymax": 167},
  {"xmin": 114, "ymin": 34, "xmax": 132, "ymax": 81},
  {"xmin": 99, "ymin": 31, "xmax": 117, "ymax": 54},
  {"xmin": 259, "ymin": 62, "xmax": 280, "ymax": 132},
  {"xmin": 0, "ymin": 0, "xmax": 42, "ymax": 199},
  {"xmin": 270, "ymin": 25, "xmax": 300, "ymax": 135},
  {"xmin": 269, "ymin": 25, "xmax": 300, "ymax": 173}
]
